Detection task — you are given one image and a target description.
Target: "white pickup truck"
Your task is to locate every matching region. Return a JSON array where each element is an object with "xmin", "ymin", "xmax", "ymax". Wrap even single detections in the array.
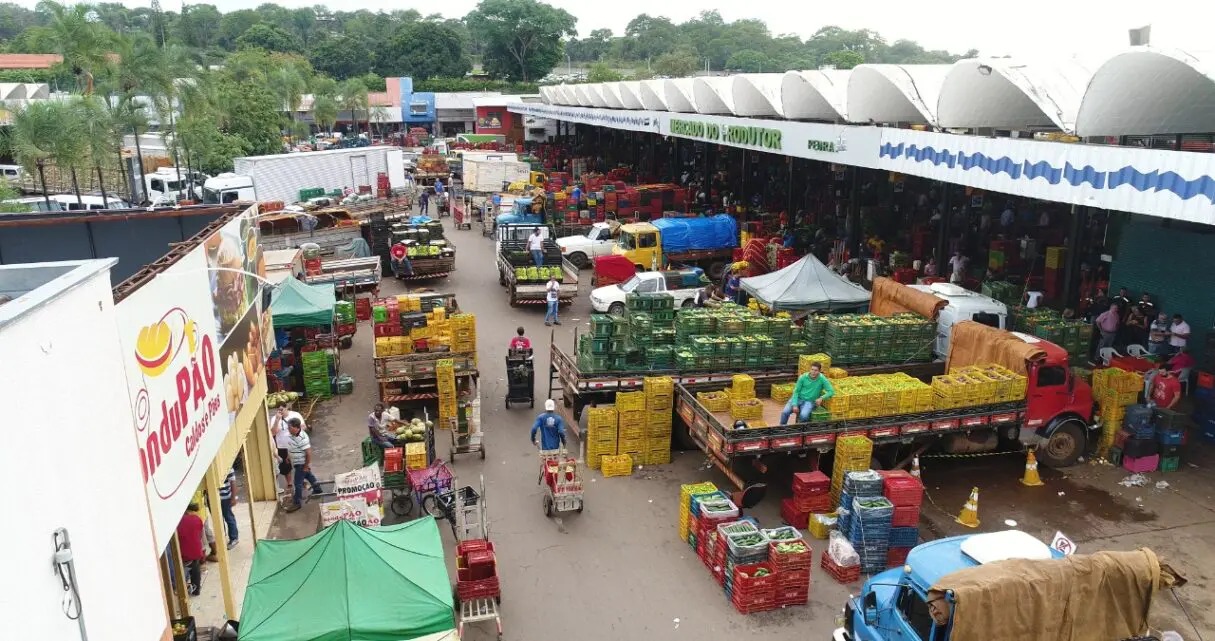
[
  {"xmin": 589, "ymin": 271, "xmax": 704, "ymax": 315},
  {"xmin": 556, "ymin": 221, "xmax": 620, "ymax": 269}
]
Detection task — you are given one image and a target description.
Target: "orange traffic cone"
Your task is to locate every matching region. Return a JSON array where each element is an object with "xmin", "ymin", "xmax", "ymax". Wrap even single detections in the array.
[
  {"xmin": 1020, "ymin": 449, "xmax": 1044, "ymax": 487},
  {"xmin": 910, "ymin": 456, "xmax": 922, "ymax": 479},
  {"xmin": 955, "ymin": 487, "xmax": 981, "ymax": 528}
]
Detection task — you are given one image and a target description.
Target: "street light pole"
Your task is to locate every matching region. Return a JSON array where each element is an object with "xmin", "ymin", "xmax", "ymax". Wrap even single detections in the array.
[{"xmin": 567, "ymin": 54, "xmax": 572, "ymax": 76}]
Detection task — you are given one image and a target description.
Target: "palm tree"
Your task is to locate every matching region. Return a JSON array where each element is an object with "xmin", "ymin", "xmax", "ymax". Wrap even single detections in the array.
[
  {"xmin": 9, "ymin": 101, "xmax": 58, "ymax": 206},
  {"xmin": 269, "ymin": 68, "xmax": 307, "ymax": 144},
  {"xmin": 312, "ymin": 76, "xmax": 339, "ymax": 136},
  {"xmin": 339, "ymin": 78, "xmax": 368, "ymax": 140},
  {"xmin": 36, "ymin": 0, "xmax": 113, "ymax": 95},
  {"xmin": 74, "ymin": 95, "xmax": 120, "ymax": 206},
  {"xmin": 145, "ymin": 45, "xmax": 199, "ymax": 202},
  {"xmin": 107, "ymin": 34, "xmax": 165, "ymax": 198}
]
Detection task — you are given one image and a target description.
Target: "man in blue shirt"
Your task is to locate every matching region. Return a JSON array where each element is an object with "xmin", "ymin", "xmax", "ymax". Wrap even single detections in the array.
[
  {"xmin": 530, "ymin": 399, "xmax": 567, "ymax": 451},
  {"xmin": 571, "ymin": 184, "xmax": 583, "ymax": 206},
  {"xmin": 434, "ymin": 178, "xmax": 445, "ymax": 195}
]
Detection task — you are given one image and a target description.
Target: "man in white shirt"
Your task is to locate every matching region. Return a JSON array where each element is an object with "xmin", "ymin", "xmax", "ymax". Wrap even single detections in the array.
[
  {"xmin": 1169, "ymin": 314, "xmax": 1191, "ymax": 355},
  {"xmin": 270, "ymin": 406, "xmax": 305, "ymax": 494},
  {"xmin": 284, "ymin": 419, "xmax": 323, "ymax": 512},
  {"xmin": 948, "ymin": 252, "xmax": 967, "ymax": 284},
  {"xmin": 1025, "ymin": 290, "xmax": 1045, "ymax": 309},
  {"xmin": 544, "ymin": 275, "xmax": 561, "ymax": 326},
  {"xmin": 528, "ymin": 227, "xmax": 545, "ymax": 267}
]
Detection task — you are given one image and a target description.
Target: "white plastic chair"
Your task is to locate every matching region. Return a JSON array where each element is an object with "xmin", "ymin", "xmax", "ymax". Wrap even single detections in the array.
[
  {"xmin": 1177, "ymin": 367, "xmax": 1193, "ymax": 396},
  {"xmin": 1098, "ymin": 347, "xmax": 1121, "ymax": 366},
  {"xmin": 1126, "ymin": 344, "xmax": 1148, "ymax": 357}
]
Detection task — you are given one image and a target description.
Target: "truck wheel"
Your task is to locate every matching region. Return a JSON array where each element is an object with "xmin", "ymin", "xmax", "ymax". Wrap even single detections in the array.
[
  {"xmin": 498, "ymin": 270, "xmax": 506, "ymax": 286},
  {"xmin": 1039, "ymin": 420, "xmax": 1085, "ymax": 468},
  {"xmin": 568, "ymin": 252, "xmax": 589, "ymax": 269},
  {"xmin": 681, "ymin": 299, "xmax": 695, "ymax": 309},
  {"xmin": 608, "ymin": 302, "xmax": 625, "ymax": 316}
]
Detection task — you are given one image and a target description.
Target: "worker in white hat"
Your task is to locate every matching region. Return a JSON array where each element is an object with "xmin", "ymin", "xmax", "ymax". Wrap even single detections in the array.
[{"xmin": 530, "ymin": 399, "xmax": 567, "ymax": 451}]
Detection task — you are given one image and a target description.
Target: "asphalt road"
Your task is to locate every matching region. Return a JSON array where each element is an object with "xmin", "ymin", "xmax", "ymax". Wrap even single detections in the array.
[{"xmin": 269, "ymin": 209, "xmax": 1215, "ymax": 641}]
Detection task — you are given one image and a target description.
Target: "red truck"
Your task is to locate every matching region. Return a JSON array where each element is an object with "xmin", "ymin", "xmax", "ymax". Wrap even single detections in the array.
[{"xmin": 674, "ymin": 321, "xmax": 1096, "ymax": 489}]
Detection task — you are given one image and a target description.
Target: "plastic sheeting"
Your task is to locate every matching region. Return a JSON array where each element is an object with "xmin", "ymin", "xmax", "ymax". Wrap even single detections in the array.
[
  {"xmin": 739, "ymin": 255, "xmax": 871, "ymax": 311},
  {"xmin": 946, "ymin": 320, "xmax": 1045, "ymax": 375},
  {"xmin": 652, "ymin": 214, "xmax": 738, "ymax": 253},
  {"xmin": 870, "ymin": 277, "xmax": 946, "ymax": 318},
  {"xmin": 331, "ymin": 237, "xmax": 371, "ymax": 259}
]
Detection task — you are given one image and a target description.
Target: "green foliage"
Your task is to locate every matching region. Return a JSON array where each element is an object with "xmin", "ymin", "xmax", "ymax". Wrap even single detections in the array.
[
  {"xmin": 725, "ymin": 49, "xmax": 773, "ymax": 72},
  {"xmin": 235, "ymin": 22, "xmax": 301, "ymax": 54},
  {"xmin": 413, "ymin": 77, "xmax": 538, "ymax": 93},
  {"xmin": 308, "ymin": 34, "xmax": 372, "ymax": 80},
  {"xmin": 375, "ymin": 20, "xmax": 471, "ymax": 81},
  {"xmin": 466, "ymin": 0, "xmax": 577, "ymax": 82},
  {"xmin": 586, "ymin": 61, "xmax": 622, "ymax": 83},
  {"xmin": 652, "ymin": 50, "xmax": 699, "ymax": 78},
  {"xmin": 823, "ymin": 50, "xmax": 864, "ymax": 70}
]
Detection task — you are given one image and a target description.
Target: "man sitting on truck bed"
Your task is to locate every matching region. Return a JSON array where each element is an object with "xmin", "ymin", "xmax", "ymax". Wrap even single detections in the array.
[{"xmin": 780, "ymin": 362, "xmax": 835, "ymax": 425}]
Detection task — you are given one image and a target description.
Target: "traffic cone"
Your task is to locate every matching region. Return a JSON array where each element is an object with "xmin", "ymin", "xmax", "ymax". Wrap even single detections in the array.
[
  {"xmin": 955, "ymin": 487, "xmax": 981, "ymax": 528},
  {"xmin": 1020, "ymin": 449, "xmax": 1045, "ymax": 487},
  {"xmin": 910, "ymin": 456, "xmax": 922, "ymax": 479}
]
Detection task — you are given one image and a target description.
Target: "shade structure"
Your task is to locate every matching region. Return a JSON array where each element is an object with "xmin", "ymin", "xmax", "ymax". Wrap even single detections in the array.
[
  {"xmin": 270, "ymin": 277, "xmax": 335, "ymax": 327},
  {"xmin": 238, "ymin": 519, "xmax": 455, "ymax": 641},
  {"xmin": 739, "ymin": 255, "xmax": 871, "ymax": 311}
]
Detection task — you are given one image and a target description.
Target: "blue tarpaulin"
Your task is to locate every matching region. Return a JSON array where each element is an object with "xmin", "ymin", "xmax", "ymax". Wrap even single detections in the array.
[{"xmin": 652, "ymin": 215, "xmax": 738, "ymax": 253}]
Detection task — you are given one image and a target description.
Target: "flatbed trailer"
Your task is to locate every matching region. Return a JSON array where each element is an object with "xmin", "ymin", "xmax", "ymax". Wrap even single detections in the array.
[
  {"xmin": 374, "ymin": 351, "xmax": 478, "ymax": 404},
  {"xmin": 546, "ymin": 329, "xmax": 944, "ymax": 432},
  {"xmin": 304, "ymin": 256, "xmax": 383, "ymax": 290},
  {"xmin": 498, "ymin": 256, "xmax": 580, "ymax": 306},
  {"xmin": 675, "ymin": 377, "xmax": 1028, "ymax": 489}
]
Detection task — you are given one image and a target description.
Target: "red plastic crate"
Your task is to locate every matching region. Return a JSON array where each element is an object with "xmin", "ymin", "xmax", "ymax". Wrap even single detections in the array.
[
  {"xmin": 456, "ymin": 539, "xmax": 494, "ymax": 556},
  {"xmin": 777, "ymin": 567, "xmax": 811, "ymax": 588},
  {"xmin": 883, "ymin": 477, "xmax": 924, "ymax": 508},
  {"xmin": 820, "ymin": 553, "xmax": 861, "ymax": 584},
  {"xmin": 792, "ymin": 471, "xmax": 830, "ymax": 494},
  {"xmin": 793, "ymin": 493, "xmax": 833, "ymax": 513},
  {"xmin": 456, "ymin": 576, "xmax": 500, "ymax": 600},
  {"xmin": 373, "ymin": 323, "xmax": 402, "ymax": 337},
  {"xmin": 769, "ymin": 542, "xmax": 813, "ymax": 571},
  {"xmin": 892, "ymin": 505, "xmax": 921, "ymax": 527},
  {"xmin": 780, "ymin": 498, "xmax": 810, "ymax": 529},
  {"xmin": 1198, "ymin": 371, "xmax": 1213, "ymax": 389},
  {"xmin": 886, "ymin": 546, "xmax": 912, "ymax": 568},
  {"xmin": 732, "ymin": 562, "xmax": 778, "ymax": 594},
  {"xmin": 731, "ymin": 594, "xmax": 778, "ymax": 614}
]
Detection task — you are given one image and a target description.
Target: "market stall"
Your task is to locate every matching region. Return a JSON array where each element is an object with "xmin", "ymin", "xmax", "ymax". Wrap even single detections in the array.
[
  {"xmin": 237, "ymin": 519, "xmax": 456, "ymax": 641},
  {"xmin": 739, "ymin": 255, "xmax": 871, "ymax": 313},
  {"xmin": 268, "ymin": 278, "xmax": 352, "ymax": 397}
]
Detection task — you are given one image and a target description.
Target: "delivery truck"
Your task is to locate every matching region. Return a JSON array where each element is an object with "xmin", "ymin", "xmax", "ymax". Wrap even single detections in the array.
[
  {"xmin": 495, "ymin": 223, "xmax": 579, "ymax": 306},
  {"xmin": 613, "ymin": 215, "xmax": 738, "ymax": 280},
  {"xmin": 835, "ymin": 530, "xmax": 1184, "ymax": 641},
  {"xmin": 462, "ymin": 159, "xmax": 531, "ymax": 193},
  {"xmin": 202, "ymin": 147, "xmax": 408, "ymax": 205},
  {"xmin": 674, "ymin": 321, "xmax": 1095, "ymax": 489}
]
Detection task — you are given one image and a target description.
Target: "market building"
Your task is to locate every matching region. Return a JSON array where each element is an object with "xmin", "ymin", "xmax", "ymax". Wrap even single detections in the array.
[
  {"xmin": 518, "ymin": 49, "xmax": 1215, "ymax": 363},
  {"xmin": 435, "ymin": 91, "xmax": 500, "ymax": 136}
]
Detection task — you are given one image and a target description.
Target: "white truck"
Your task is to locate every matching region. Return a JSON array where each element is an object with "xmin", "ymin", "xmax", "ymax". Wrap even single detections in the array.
[
  {"xmin": 143, "ymin": 167, "xmax": 207, "ymax": 205},
  {"xmin": 908, "ymin": 282, "xmax": 1008, "ymax": 358},
  {"xmin": 556, "ymin": 221, "xmax": 620, "ymax": 268},
  {"xmin": 201, "ymin": 147, "xmax": 409, "ymax": 205},
  {"xmin": 462, "ymin": 159, "xmax": 531, "ymax": 193},
  {"xmin": 589, "ymin": 271, "xmax": 704, "ymax": 315}
]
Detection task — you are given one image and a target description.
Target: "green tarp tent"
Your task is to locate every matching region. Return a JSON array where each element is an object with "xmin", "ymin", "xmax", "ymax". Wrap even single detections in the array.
[
  {"xmin": 270, "ymin": 278, "xmax": 335, "ymax": 328},
  {"xmin": 238, "ymin": 519, "xmax": 455, "ymax": 641}
]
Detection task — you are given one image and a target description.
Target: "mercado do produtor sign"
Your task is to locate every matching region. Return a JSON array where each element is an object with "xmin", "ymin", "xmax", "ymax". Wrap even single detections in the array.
[
  {"xmin": 117, "ymin": 245, "xmax": 231, "ymax": 548},
  {"xmin": 669, "ymin": 118, "xmax": 784, "ymax": 151}
]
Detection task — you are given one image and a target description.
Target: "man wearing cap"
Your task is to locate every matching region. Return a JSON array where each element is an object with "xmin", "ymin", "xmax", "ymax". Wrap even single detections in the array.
[{"xmin": 530, "ymin": 399, "xmax": 567, "ymax": 451}]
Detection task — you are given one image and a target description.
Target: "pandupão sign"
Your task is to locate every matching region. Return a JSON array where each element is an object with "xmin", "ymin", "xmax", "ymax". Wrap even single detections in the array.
[{"xmin": 669, "ymin": 118, "xmax": 783, "ymax": 151}]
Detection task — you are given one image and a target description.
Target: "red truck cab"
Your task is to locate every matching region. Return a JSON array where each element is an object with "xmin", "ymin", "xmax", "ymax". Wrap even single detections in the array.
[{"xmin": 1014, "ymin": 332, "xmax": 1095, "ymax": 467}]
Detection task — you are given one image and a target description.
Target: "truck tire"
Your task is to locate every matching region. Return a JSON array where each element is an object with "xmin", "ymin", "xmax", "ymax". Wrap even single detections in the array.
[
  {"xmin": 498, "ymin": 269, "xmax": 507, "ymax": 286},
  {"xmin": 1038, "ymin": 419, "xmax": 1085, "ymax": 468},
  {"xmin": 681, "ymin": 298, "xmax": 695, "ymax": 309},
  {"xmin": 568, "ymin": 252, "xmax": 589, "ymax": 269},
  {"xmin": 608, "ymin": 302, "xmax": 625, "ymax": 316}
]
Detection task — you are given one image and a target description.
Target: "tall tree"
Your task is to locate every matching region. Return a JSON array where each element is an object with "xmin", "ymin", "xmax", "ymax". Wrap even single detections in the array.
[
  {"xmin": 36, "ymin": 0, "xmax": 113, "ymax": 94},
  {"xmin": 176, "ymin": 4, "xmax": 222, "ymax": 50},
  {"xmin": 73, "ymin": 95, "xmax": 120, "ymax": 206},
  {"xmin": 236, "ymin": 22, "xmax": 302, "ymax": 53},
  {"xmin": 9, "ymin": 100, "xmax": 59, "ymax": 205},
  {"xmin": 307, "ymin": 34, "xmax": 373, "ymax": 80},
  {"xmin": 374, "ymin": 20, "xmax": 471, "ymax": 80},
  {"xmin": 338, "ymin": 77, "xmax": 368, "ymax": 137},
  {"xmin": 466, "ymin": 0, "xmax": 576, "ymax": 82},
  {"xmin": 268, "ymin": 67, "xmax": 307, "ymax": 142},
  {"xmin": 311, "ymin": 76, "xmax": 339, "ymax": 135}
]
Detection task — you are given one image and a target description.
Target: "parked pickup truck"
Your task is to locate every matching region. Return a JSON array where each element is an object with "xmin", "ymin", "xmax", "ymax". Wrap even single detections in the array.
[
  {"xmin": 589, "ymin": 270, "xmax": 706, "ymax": 315},
  {"xmin": 836, "ymin": 530, "xmax": 1182, "ymax": 641},
  {"xmin": 556, "ymin": 221, "xmax": 621, "ymax": 268},
  {"xmin": 495, "ymin": 223, "xmax": 579, "ymax": 306},
  {"xmin": 674, "ymin": 321, "xmax": 1094, "ymax": 488}
]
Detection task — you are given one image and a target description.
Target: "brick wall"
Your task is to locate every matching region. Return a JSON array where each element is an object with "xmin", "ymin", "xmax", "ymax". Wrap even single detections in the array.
[{"xmin": 1109, "ymin": 215, "xmax": 1215, "ymax": 367}]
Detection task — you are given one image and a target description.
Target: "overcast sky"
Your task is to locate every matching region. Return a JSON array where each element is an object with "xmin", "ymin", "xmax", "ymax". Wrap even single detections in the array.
[{"xmin": 45, "ymin": 0, "xmax": 1214, "ymax": 59}]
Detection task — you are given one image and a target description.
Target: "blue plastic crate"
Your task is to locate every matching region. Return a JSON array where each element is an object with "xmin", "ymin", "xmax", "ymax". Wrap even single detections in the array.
[
  {"xmin": 843, "ymin": 470, "xmax": 884, "ymax": 497},
  {"xmin": 838, "ymin": 491, "xmax": 853, "ymax": 511},
  {"xmin": 890, "ymin": 527, "xmax": 919, "ymax": 548},
  {"xmin": 1156, "ymin": 428, "xmax": 1186, "ymax": 446}
]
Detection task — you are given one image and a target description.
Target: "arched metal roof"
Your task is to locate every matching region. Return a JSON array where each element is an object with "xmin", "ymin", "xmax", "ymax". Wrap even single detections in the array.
[
  {"xmin": 618, "ymin": 81, "xmax": 644, "ymax": 109},
  {"xmin": 937, "ymin": 58, "xmax": 1095, "ymax": 133},
  {"xmin": 847, "ymin": 64, "xmax": 951, "ymax": 125},
  {"xmin": 1076, "ymin": 48, "xmax": 1215, "ymax": 136},
  {"xmin": 539, "ymin": 85, "xmax": 556, "ymax": 104},
  {"xmin": 780, "ymin": 70, "xmax": 849, "ymax": 121},
  {"xmin": 637, "ymin": 79, "xmax": 668, "ymax": 110},
  {"xmin": 599, "ymin": 83, "xmax": 625, "ymax": 109},
  {"xmin": 585, "ymin": 84, "xmax": 608, "ymax": 107},
  {"xmin": 662, "ymin": 78, "xmax": 696, "ymax": 112},
  {"xmin": 693, "ymin": 76, "xmax": 735, "ymax": 115},
  {"xmin": 731, "ymin": 73, "xmax": 785, "ymax": 117},
  {"xmin": 573, "ymin": 85, "xmax": 593, "ymax": 107},
  {"xmin": 549, "ymin": 85, "xmax": 568, "ymax": 104}
]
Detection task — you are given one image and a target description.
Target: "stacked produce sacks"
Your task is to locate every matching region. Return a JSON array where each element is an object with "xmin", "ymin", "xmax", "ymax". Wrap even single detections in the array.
[
  {"xmin": 643, "ymin": 377, "xmax": 673, "ymax": 465},
  {"xmin": 880, "ymin": 469, "xmax": 924, "ymax": 567},
  {"xmin": 585, "ymin": 406, "xmax": 619, "ymax": 470},
  {"xmin": 782, "ymin": 471, "xmax": 830, "ymax": 529}
]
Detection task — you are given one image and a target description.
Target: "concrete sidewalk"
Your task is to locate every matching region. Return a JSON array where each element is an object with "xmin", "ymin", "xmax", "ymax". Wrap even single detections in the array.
[{"xmin": 188, "ymin": 499, "xmax": 278, "ymax": 629}]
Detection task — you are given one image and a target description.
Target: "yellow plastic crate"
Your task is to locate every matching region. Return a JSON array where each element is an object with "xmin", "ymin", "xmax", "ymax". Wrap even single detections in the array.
[
  {"xmin": 644, "ymin": 376, "xmax": 674, "ymax": 396},
  {"xmin": 404, "ymin": 442, "xmax": 428, "ymax": 470},
  {"xmin": 601, "ymin": 454, "xmax": 633, "ymax": 477},
  {"xmin": 730, "ymin": 398, "xmax": 764, "ymax": 421},
  {"xmin": 646, "ymin": 393, "xmax": 673, "ymax": 411},
  {"xmin": 697, "ymin": 391, "xmax": 730, "ymax": 412},
  {"xmin": 618, "ymin": 409, "xmax": 646, "ymax": 429},
  {"xmin": 799, "ymin": 353, "xmax": 832, "ymax": 374},
  {"xmin": 731, "ymin": 374, "xmax": 756, "ymax": 400},
  {"xmin": 588, "ymin": 406, "xmax": 619, "ymax": 429},
  {"xmin": 616, "ymin": 391, "xmax": 646, "ymax": 412},
  {"xmin": 807, "ymin": 511, "xmax": 836, "ymax": 540},
  {"xmin": 770, "ymin": 383, "xmax": 793, "ymax": 403},
  {"xmin": 827, "ymin": 367, "xmax": 848, "ymax": 379}
]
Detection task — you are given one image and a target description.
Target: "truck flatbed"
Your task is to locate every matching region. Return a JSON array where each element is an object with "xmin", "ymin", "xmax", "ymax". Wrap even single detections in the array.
[
  {"xmin": 304, "ymin": 256, "xmax": 383, "ymax": 289},
  {"xmin": 374, "ymin": 351, "xmax": 478, "ymax": 403}
]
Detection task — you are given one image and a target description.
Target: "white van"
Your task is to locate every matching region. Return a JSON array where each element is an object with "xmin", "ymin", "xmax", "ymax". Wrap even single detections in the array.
[
  {"xmin": 202, "ymin": 173, "xmax": 256, "ymax": 204},
  {"xmin": 47, "ymin": 194, "xmax": 132, "ymax": 211},
  {"xmin": 0, "ymin": 164, "xmax": 26, "ymax": 183},
  {"xmin": 909, "ymin": 282, "xmax": 1008, "ymax": 359}
]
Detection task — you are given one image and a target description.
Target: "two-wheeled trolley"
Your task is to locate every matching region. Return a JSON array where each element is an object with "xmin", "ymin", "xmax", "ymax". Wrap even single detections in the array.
[
  {"xmin": 539, "ymin": 449, "xmax": 585, "ymax": 517},
  {"xmin": 445, "ymin": 475, "xmax": 501, "ymax": 639},
  {"xmin": 505, "ymin": 348, "xmax": 535, "ymax": 409}
]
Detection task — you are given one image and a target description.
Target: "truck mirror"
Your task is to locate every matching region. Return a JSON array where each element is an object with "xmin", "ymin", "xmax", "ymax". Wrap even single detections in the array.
[{"xmin": 863, "ymin": 591, "xmax": 878, "ymax": 625}]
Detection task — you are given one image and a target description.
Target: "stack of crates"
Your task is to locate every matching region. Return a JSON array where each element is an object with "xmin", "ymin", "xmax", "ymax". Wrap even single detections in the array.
[
  {"xmin": 824, "ymin": 314, "xmax": 935, "ymax": 366},
  {"xmin": 770, "ymin": 383, "xmax": 794, "ymax": 403},
  {"xmin": 585, "ymin": 406, "xmax": 619, "ymax": 469},
  {"xmin": 302, "ymin": 350, "xmax": 333, "ymax": 397},
  {"xmin": 831, "ymin": 435, "xmax": 873, "ymax": 507},
  {"xmin": 732, "ymin": 374, "xmax": 756, "ymax": 400},
  {"xmin": 1093, "ymin": 367, "xmax": 1146, "ymax": 456},
  {"xmin": 679, "ymin": 482, "xmax": 719, "ymax": 543},
  {"xmin": 643, "ymin": 377, "xmax": 673, "ymax": 465},
  {"xmin": 450, "ymin": 314, "xmax": 477, "ymax": 354},
  {"xmin": 730, "ymin": 374, "xmax": 763, "ymax": 422},
  {"xmin": 580, "ymin": 315, "xmax": 627, "ymax": 373},
  {"xmin": 981, "ymin": 280, "xmax": 1020, "ymax": 306},
  {"xmin": 404, "ymin": 442, "xmax": 428, "ymax": 470},
  {"xmin": 803, "ymin": 315, "xmax": 828, "ymax": 352},
  {"xmin": 616, "ymin": 391, "xmax": 646, "ymax": 462},
  {"xmin": 799, "ymin": 354, "xmax": 833, "ymax": 375},
  {"xmin": 437, "ymin": 359, "xmax": 457, "ymax": 429}
]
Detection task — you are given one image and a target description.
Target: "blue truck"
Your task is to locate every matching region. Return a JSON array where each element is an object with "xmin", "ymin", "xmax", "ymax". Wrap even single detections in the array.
[{"xmin": 835, "ymin": 530, "xmax": 1179, "ymax": 641}]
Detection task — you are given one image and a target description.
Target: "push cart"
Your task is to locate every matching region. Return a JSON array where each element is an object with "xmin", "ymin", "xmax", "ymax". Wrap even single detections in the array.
[
  {"xmin": 505, "ymin": 349, "xmax": 534, "ymax": 409},
  {"xmin": 428, "ymin": 474, "xmax": 487, "ymax": 540},
  {"xmin": 453, "ymin": 538, "xmax": 502, "ymax": 640},
  {"xmin": 539, "ymin": 449, "xmax": 584, "ymax": 517},
  {"xmin": 382, "ymin": 458, "xmax": 453, "ymax": 518}
]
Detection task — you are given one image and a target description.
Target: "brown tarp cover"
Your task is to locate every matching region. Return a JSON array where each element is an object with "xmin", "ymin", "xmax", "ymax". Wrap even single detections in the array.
[
  {"xmin": 946, "ymin": 320, "xmax": 1045, "ymax": 376},
  {"xmin": 869, "ymin": 277, "xmax": 946, "ymax": 319},
  {"xmin": 929, "ymin": 549, "xmax": 1162, "ymax": 641}
]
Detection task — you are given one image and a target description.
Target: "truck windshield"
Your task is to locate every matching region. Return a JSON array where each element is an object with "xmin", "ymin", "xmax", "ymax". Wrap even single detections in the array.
[
  {"xmin": 620, "ymin": 232, "xmax": 636, "ymax": 250},
  {"xmin": 619, "ymin": 276, "xmax": 642, "ymax": 292},
  {"xmin": 587, "ymin": 227, "xmax": 602, "ymax": 241}
]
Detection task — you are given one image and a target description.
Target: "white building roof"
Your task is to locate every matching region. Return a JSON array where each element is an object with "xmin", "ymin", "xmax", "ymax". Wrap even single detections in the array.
[
  {"xmin": 847, "ymin": 64, "xmax": 951, "ymax": 125},
  {"xmin": 1076, "ymin": 48, "xmax": 1215, "ymax": 136},
  {"xmin": 658, "ymin": 79, "xmax": 691, "ymax": 112},
  {"xmin": 434, "ymin": 92, "xmax": 501, "ymax": 110},
  {"xmin": 692, "ymin": 76, "xmax": 735, "ymax": 115},
  {"xmin": 618, "ymin": 81, "xmax": 644, "ymax": 109},
  {"xmin": 600, "ymin": 83, "xmax": 625, "ymax": 109},
  {"xmin": 781, "ymin": 70, "xmax": 850, "ymax": 121},
  {"xmin": 937, "ymin": 58, "xmax": 1095, "ymax": 133},
  {"xmin": 732, "ymin": 73, "xmax": 785, "ymax": 117}
]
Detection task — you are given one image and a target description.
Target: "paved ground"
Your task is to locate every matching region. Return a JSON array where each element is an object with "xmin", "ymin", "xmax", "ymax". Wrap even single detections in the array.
[{"xmin": 261, "ymin": 210, "xmax": 1215, "ymax": 640}]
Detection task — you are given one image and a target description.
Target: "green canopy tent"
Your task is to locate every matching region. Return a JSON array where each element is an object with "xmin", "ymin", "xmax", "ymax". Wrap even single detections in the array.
[
  {"xmin": 238, "ymin": 519, "xmax": 455, "ymax": 641},
  {"xmin": 270, "ymin": 278, "xmax": 336, "ymax": 328}
]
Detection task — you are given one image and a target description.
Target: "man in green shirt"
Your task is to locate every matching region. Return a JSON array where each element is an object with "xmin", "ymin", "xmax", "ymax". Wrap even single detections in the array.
[{"xmin": 780, "ymin": 362, "xmax": 835, "ymax": 425}]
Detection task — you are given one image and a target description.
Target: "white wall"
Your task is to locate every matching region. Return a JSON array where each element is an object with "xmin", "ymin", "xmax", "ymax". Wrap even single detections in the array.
[{"xmin": 0, "ymin": 269, "xmax": 168, "ymax": 641}]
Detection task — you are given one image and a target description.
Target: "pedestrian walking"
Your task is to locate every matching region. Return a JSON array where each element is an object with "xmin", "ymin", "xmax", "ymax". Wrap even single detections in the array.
[
  {"xmin": 1095, "ymin": 304, "xmax": 1120, "ymax": 352},
  {"xmin": 176, "ymin": 505, "xmax": 206, "ymax": 596},
  {"xmin": 530, "ymin": 399, "xmax": 567, "ymax": 450},
  {"xmin": 218, "ymin": 468, "xmax": 239, "ymax": 549},
  {"xmin": 419, "ymin": 189, "xmax": 429, "ymax": 214},
  {"xmin": 544, "ymin": 275, "xmax": 561, "ymax": 326},
  {"xmin": 284, "ymin": 418, "xmax": 323, "ymax": 513}
]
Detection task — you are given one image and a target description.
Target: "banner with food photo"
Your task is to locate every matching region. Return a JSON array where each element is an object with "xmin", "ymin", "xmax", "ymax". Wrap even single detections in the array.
[
  {"xmin": 219, "ymin": 301, "xmax": 266, "ymax": 423},
  {"xmin": 205, "ymin": 213, "xmax": 264, "ymax": 346}
]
